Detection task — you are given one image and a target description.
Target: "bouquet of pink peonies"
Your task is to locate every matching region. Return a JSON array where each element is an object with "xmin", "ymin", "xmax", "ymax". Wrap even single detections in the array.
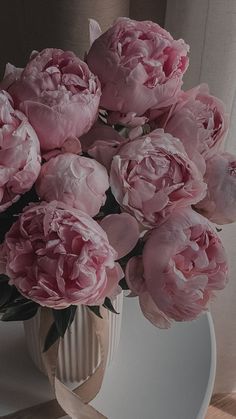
[{"xmin": 0, "ymin": 16, "xmax": 233, "ymax": 418}]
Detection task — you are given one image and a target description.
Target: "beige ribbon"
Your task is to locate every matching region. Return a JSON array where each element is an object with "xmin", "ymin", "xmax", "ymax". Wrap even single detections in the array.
[{"xmin": 1, "ymin": 307, "xmax": 109, "ymax": 419}]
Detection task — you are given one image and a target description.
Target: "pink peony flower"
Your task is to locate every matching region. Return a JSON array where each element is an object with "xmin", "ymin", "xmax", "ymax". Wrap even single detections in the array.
[
  {"xmin": 87, "ymin": 18, "xmax": 189, "ymax": 116},
  {"xmin": 80, "ymin": 121, "xmax": 125, "ymax": 171},
  {"xmin": 35, "ymin": 153, "xmax": 109, "ymax": 217},
  {"xmin": 195, "ymin": 152, "xmax": 236, "ymax": 224},
  {"xmin": 126, "ymin": 208, "xmax": 228, "ymax": 327},
  {"xmin": 7, "ymin": 49, "xmax": 101, "ymax": 151},
  {"xmin": 110, "ymin": 129, "xmax": 206, "ymax": 227},
  {"xmin": 156, "ymin": 84, "xmax": 228, "ymax": 173},
  {"xmin": 0, "ymin": 201, "xmax": 121, "ymax": 308},
  {"xmin": 0, "ymin": 90, "xmax": 41, "ymax": 213}
]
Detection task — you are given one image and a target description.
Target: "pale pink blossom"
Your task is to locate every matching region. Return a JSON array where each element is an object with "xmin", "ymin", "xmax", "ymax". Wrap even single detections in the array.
[
  {"xmin": 0, "ymin": 201, "xmax": 121, "ymax": 308},
  {"xmin": 87, "ymin": 18, "xmax": 189, "ymax": 116},
  {"xmin": 35, "ymin": 153, "xmax": 109, "ymax": 217},
  {"xmin": 157, "ymin": 84, "xmax": 228, "ymax": 173},
  {"xmin": 126, "ymin": 208, "xmax": 228, "ymax": 327},
  {"xmin": 0, "ymin": 90, "xmax": 41, "ymax": 213},
  {"xmin": 7, "ymin": 48, "xmax": 101, "ymax": 151},
  {"xmin": 196, "ymin": 152, "xmax": 236, "ymax": 224},
  {"xmin": 110, "ymin": 129, "xmax": 206, "ymax": 227}
]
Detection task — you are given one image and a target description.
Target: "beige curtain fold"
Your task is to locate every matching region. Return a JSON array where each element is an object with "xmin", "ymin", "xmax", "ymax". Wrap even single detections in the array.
[
  {"xmin": 0, "ymin": 0, "xmax": 130, "ymax": 77},
  {"xmin": 165, "ymin": 0, "xmax": 236, "ymax": 393},
  {"xmin": 129, "ymin": 0, "xmax": 166, "ymax": 26}
]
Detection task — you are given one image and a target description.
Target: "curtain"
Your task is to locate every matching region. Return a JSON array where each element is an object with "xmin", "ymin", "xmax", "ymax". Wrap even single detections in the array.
[
  {"xmin": 1, "ymin": 0, "xmax": 235, "ymax": 394},
  {"xmin": 0, "ymin": 0, "xmax": 130, "ymax": 77},
  {"xmin": 130, "ymin": 0, "xmax": 166, "ymax": 25}
]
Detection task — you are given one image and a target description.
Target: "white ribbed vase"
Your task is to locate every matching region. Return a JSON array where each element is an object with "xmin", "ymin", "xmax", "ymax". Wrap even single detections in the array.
[{"xmin": 24, "ymin": 293, "xmax": 123, "ymax": 385}]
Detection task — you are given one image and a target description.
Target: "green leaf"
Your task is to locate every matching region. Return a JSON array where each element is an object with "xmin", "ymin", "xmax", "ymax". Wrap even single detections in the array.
[
  {"xmin": 119, "ymin": 277, "xmax": 129, "ymax": 290},
  {"xmin": 87, "ymin": 305, "xmax": 103, "ymax": 319},
  {"xmin": 44, "ymin": 306, "xmax": 77, "ymax": 352},
  {"xmin": 114, "ymin": 124, "xmax": 125, "ymax": 132},
  {"xmin": 0, "ymin": 276, "xmax": 20, "ymax": 309},
  {"xmin": 0, "ymin": 282, "xmax": 14, "ymax": 307},
  {"xmin": 0, "ymin": 274, "xmax": 9, "ymax": 283},
  {"xmin": 53, "ymin": 306, "xmax": 77, "ymax": 338},
  {"xmin": 1, "ymin": 301, "xmax": 38, "ymax": 321},
  {"xmin": 103, "ymin": 297, "xmax": 119, "ymax": 314},
  {"xmin": 43, "ymin": 322, "xmax": 60, "ymax": 352},
  {"xmin": 100, "ymin": 188, "xmax": 121, "ymax": 216},
  {"xmin": 68, "ymin": 306, "xmax": 77, "ymax": 327},
  {"xmin": 118, "ymin": 238, "xmax": 145, "ymax": 266}
]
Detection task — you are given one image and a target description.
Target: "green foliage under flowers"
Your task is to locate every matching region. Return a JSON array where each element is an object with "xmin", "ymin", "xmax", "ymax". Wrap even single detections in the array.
[
  {"xmin": 0, "ymin": 274, "xmax": 39, "ymax": 321},
  {"xmin": 103, "ymin": 297, "xmax": 119, "ymax": 314},
  {"xmin": 96, "ymin": 188, "xmax": 121, "ymax": 218},
  {"xmin": 87, "ymin": 305, "xmax": 103, "ymax": 318},
  {"xmin": 44, "ymin": 297, "xmax": 118, "ymax": 351},
  {"xmin": 118, "ymin": 237, "xmax": 145, "ymax": 269},
  {"xmin": 44, "ymin": 305, "xmax": 77, "ymax": 352},
  {"xmin": 0, "ymin": 273, "xmax": 121, "ymax": 351}
]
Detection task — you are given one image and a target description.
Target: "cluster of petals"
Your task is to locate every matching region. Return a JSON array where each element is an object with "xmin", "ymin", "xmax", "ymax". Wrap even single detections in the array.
[
  {"xmin": 87, "ymin": 17, "xmax": 189, "ymax": 117},
  {"xmin": 126, "ymin": 208, "xmax": 228, "ymax": 326},
  {"xmin": 0, "ymin": 202, "xmax": 140, "ymax": 308},
  {"xmin": 110, "ymin": 129, "xmax": 206, "ymax": 227},
  {"xmin": 5, "ymin": 48, "xmax": 101, "ymax": 151},
  {"xmin": 36, "ymin": 153, "xmax": 109, "ymax": 217},
  {"xmin": 0, "ymin": 90, "xmax": 41, "ymax": 213},
  {"xmin": 154, "ymin": 84, "xmax": 228, "ymax": 174}
]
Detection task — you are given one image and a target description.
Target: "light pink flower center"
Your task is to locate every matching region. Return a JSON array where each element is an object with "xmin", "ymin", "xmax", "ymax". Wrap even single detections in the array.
[
  {"xmin": 42, "ymin": 55, "xmax": 92, "ymax": 94},
  {"xmin": 172, "ymin": 227, "xmax": 220, "ymax": 280},
  {"xmin": 190, "ymin": 97, "xmax": 223, "ymax": 152},
  {"xmin": 112, "ymin": 27, "xmax": 187, "ymax": 87},
  {"xmin": 126, "ymin": 153, "xmax": 187, "ymax": 202},
  {"xmin": 23, "ymin": 51, "xmax": 98, "ymax": 108}
]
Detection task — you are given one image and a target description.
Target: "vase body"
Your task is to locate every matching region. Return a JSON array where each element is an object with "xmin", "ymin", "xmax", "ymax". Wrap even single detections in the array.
[{"xmin": 24, "ymin": 293, "xmax": 123, "ymax": 385}]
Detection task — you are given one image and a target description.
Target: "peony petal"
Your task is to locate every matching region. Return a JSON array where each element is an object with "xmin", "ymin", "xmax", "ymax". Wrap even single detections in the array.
[
  {"xmin": 35, "ymin": 153, "xmax": 109, "ymax": 217},
  {"xmin": 89, "ymin": 19, "xmax": 102, "ymax": 46},
  {"xmin": 125, "ymin": 256, "xmax": 145, "ymax": 295},
  {"xmin": 139, "ymin": 291, "xmax": 171, "ymax": 329},
  {"xmin": 101, "ymin": 263, "xmax": 124, "ymax": 300},
  {"xmin": 100, "ymin": 213, "xmax": 140, "ymax": 259}
]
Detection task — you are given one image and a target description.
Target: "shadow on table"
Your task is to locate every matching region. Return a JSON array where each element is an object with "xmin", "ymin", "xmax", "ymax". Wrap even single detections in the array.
[
  {"xmin": 0, "ymin": 322, "xmax": 53, "ymax": 414},
  {"xmin": 209, "ymin": 393, "xmax": 236, "ymax": 417}
]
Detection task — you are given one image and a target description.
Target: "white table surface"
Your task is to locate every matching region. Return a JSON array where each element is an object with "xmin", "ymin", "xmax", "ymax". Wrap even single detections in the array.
[{"xmin": 0, "ymin": 298, "xmax": 216, "ymax": 419}]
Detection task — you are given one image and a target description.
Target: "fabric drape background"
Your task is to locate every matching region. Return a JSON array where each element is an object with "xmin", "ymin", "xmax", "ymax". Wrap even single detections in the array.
[
  {"xmin": 0, "ymin": 0, "xmax": 130, "ymax": 77},
  {"xmin": 1, "ymin": 0, "xmax": 235, "ymax": 394}
]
